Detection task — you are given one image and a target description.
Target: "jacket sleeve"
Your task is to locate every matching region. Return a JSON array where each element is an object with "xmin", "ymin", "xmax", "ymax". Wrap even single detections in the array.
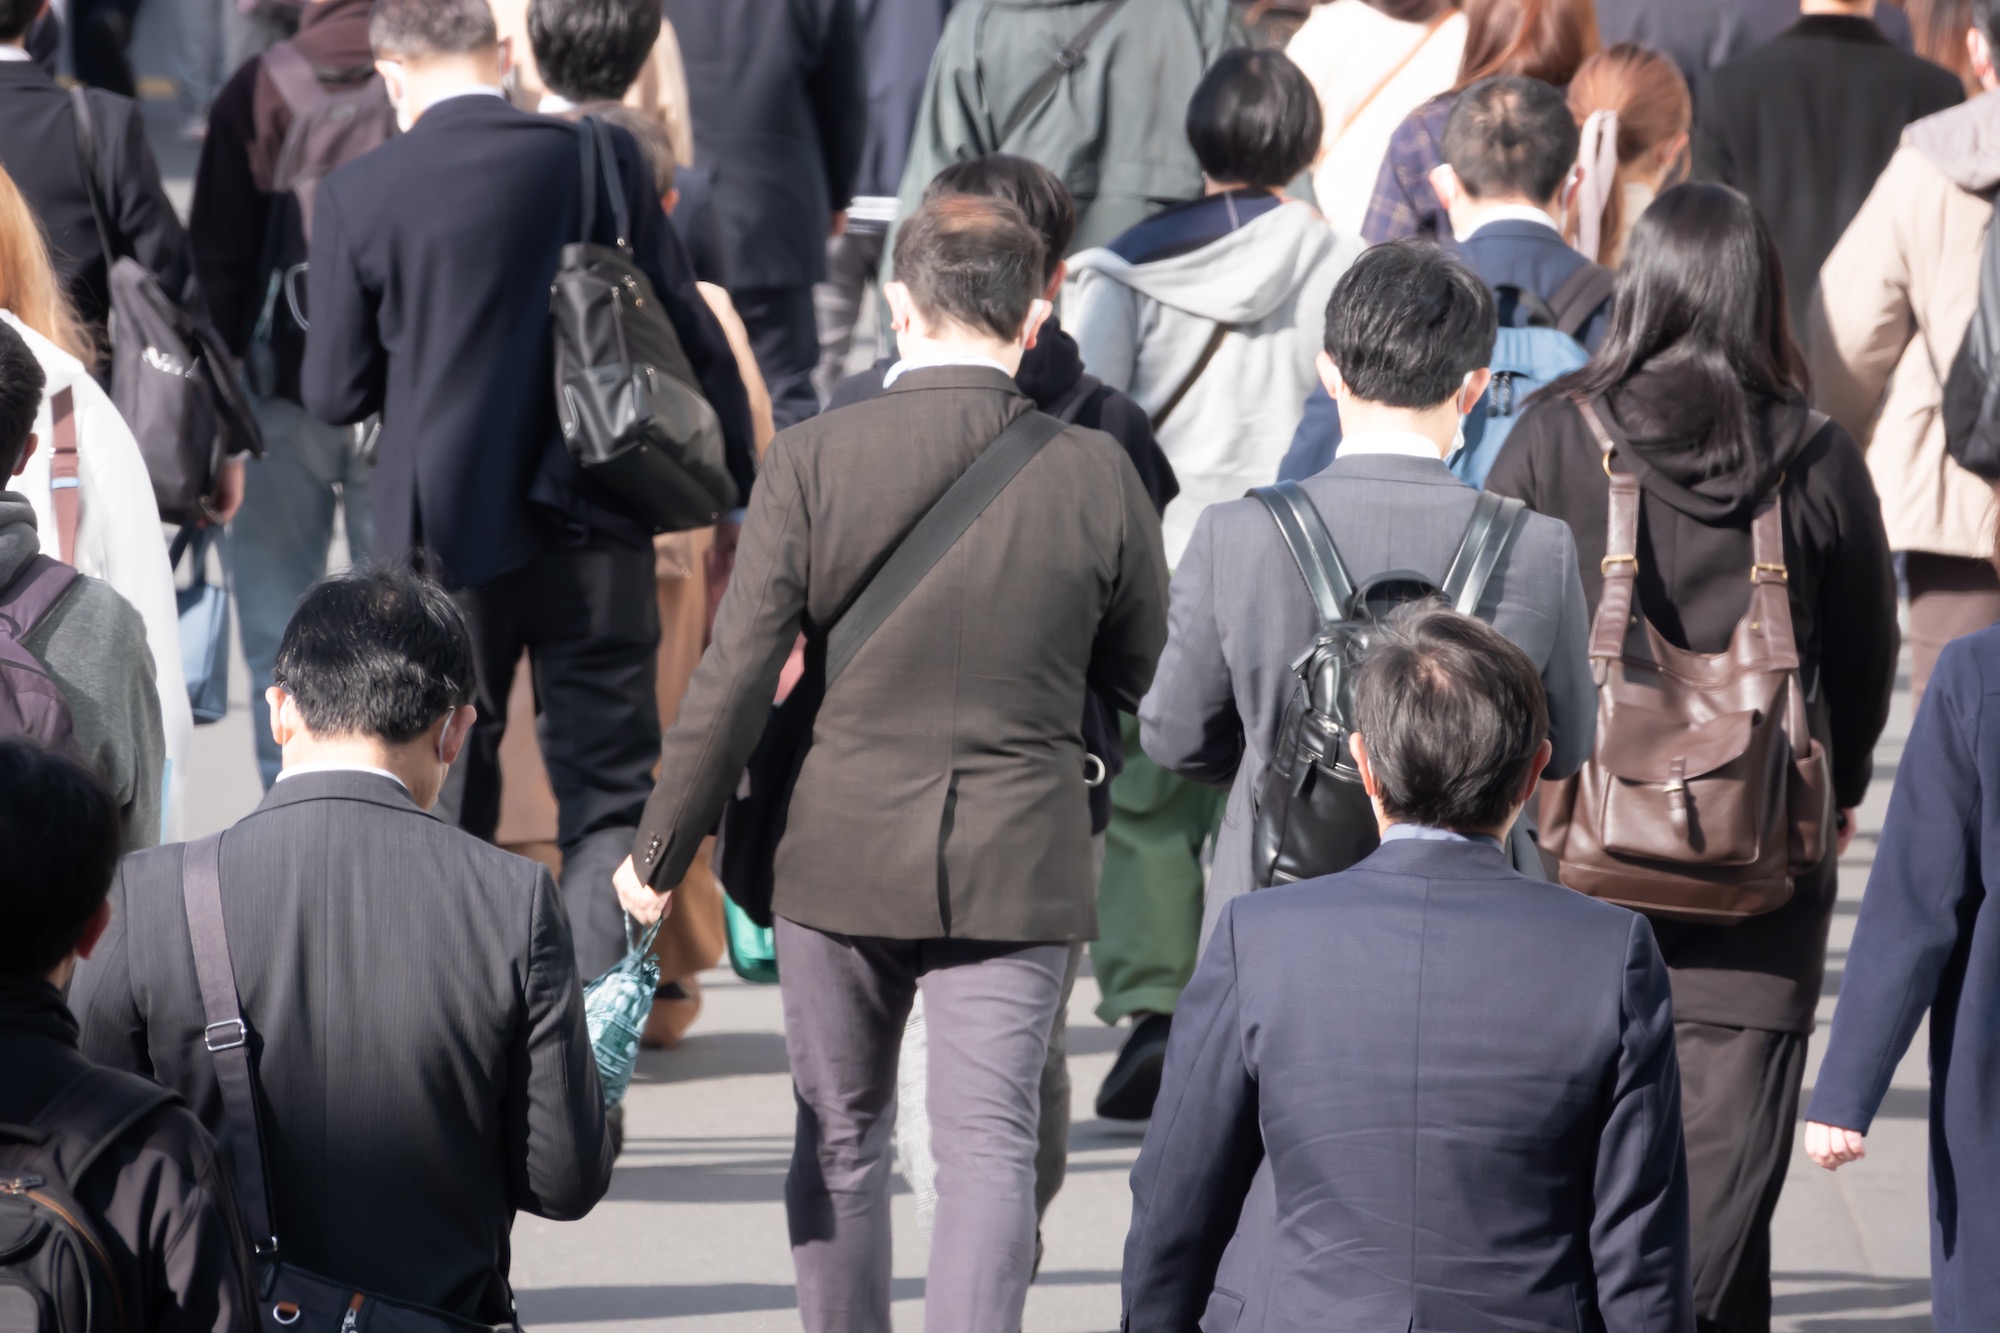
[
  {"xmin": 186, "ymin": 64, "xmax": 267, "ymax": 356},
  {"xmin": 69, "ymin": 868, "xmax": 154, "ymax": 1077},
  {"xmin": 1588, "ymin": 913, "xmax": 1694, "ymax": 1333},
  {"xmin": 632, "ymin": 433, "xmax": 812, "ymax": 889},
  {"xmin": 1688, "ymin": 82, "xmax": 1736, "ymax": 187},
  {"xmin": 803, "ymin": 0, "xmax": 867, "ymax": 213},
  {"xmin": 1539, "ymin": 522, "xmax": 1597, "ymax": 781},
  {"xmin": 1066, "ymin": 271, "xmax": 1142, "ymax": 392},
  {"xmin": 1121, "ymin": 901, "xmax": 1265, "ymax": 1330},
  {"xmin": 505, "ymin": 866, "xmax": 614, "ymax": 1219},
  {"xmin": 119, "ymin": 1115, "xmax": 262, "ymax": 1333},
  {"xmin": 103, "ymin": 93, "xmax": 205, "ymax": 318},
  {"xmin": 1089, "ymin": 447, "xmax": 1171, "ymax": 712},
  {"xmin": 1803, "ymin": 152, "xmax": 1916, "ymax": 447},
  {"xmin": 1138, "ymin": 504, "xmax": 1244, "ymax": 788},
  {"xmin": 1277, "ymin": 384, "xmax": 1340, "ymax": 482},
  {"xmin": 300, "ymin": 186, "xmax": 387, "ymax": 425},
  {"xmin": 1812, "ymin": 425, "xmax": 1899, "ymax": 808},
  {"xmin": 1807, "ymin": 639, "xmax": 1982, "ymax": 1132}
]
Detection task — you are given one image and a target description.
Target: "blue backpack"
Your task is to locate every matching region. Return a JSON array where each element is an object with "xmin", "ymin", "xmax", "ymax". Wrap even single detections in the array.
[{"xmin": 1451, "ymin": 264, "xmax": 1615, "ymax": 487}]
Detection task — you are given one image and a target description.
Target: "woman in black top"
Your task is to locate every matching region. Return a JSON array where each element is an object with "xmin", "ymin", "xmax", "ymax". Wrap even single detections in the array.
[{"xmin": 1486, "ymin": 182, "xmax": 1898, "ymax": 1333}]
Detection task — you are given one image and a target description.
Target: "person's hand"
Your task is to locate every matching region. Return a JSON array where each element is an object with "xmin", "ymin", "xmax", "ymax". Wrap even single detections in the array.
[
  {"xmin": 1804, "ymin": 1121, "xmax": 1867, "ymax": 1171},
  {"xmin": 208, "ymin": 456, "xmax": 247, "ymax": 525},
  {"xmin": 614, "ymin": 854, "xmax": 673, "ymax": 926},
  {"xmin": 829, "ymin": 209, "xmax": 849, "ymax": 240},
  {"xmin": 1836, "ymin": 807, "xmax": 1857, "ymax": 856}
]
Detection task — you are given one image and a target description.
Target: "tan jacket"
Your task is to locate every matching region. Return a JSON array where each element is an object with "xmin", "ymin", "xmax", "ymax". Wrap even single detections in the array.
[
  {"xmin": 1807, "ymin": 92, "xmax": 2000, "ymax": 559},
  {"xmin": 491, "ymin": 0, "xmax": 696, "ymax": 170}
]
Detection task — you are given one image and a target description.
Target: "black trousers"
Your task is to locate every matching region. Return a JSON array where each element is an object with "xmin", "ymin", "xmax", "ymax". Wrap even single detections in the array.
[
  {"xmin": 450, "ymin": 534, "xmax": 660, "ymax": 976},
  {"xmin": 733, "ymin": 284, "xmax": 822, "ymax": 432},
  {"xmin": 70, "ymin": 0, "xmax": 139, "ymax": 96}
]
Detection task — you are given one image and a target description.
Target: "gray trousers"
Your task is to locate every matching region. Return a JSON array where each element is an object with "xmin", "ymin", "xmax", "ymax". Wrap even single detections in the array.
[{"xmin": 775, "ymin": 916, "xmax": 1070, "ymax": 1333}]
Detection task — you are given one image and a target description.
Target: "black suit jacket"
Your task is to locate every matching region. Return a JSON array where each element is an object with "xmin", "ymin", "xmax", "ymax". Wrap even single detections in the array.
[
  {"xmin": 1123, "ymin": 837, "xmax": 1692, "ymax": 1333},
  {"xmin": 0, "ymin": 61, "xmax": 200, "ymax": 329},
  {"xmin": 663, "ymin": 0, "xmax": 866, "ymax": 290},
  {"xmin": 70, "ymin": 771, "xmax": 614, "ymax": 1323},
  {"xmin": 300, "ymin": 94, "xmax": 755, "ymax": 589}
]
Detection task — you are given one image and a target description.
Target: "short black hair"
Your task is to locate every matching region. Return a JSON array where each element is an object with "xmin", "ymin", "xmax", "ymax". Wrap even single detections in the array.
[
  {"xmin": 1352, "ymin": 608, "xmax": 1549, "ymax": 833},
  {"xmin": 0, "ymin": 320, "xmax": 45, "ymax": 477},
  {"xmin": 528, "ymin": 0, "xmax": 659, "ymax": 103},
  {"xmin": 1976, "ymin": 0, "xmax": 2000, "ymax": 49},
  {"xmin": 1323, "ymin": 239, "xmax": 1496, "ymax": 408},
  {"xmin": 923, "ymin": 155, "xmax": 1076, "ymax": 285},
  {"xmin": 368, "ymin": 0, "xmax": 497, "ymax": 59},
  {"xmin": 891, "ymin": 195, "xmax": 1045, "ymax": 342},
  {"xmin": 0, "ymin": 0, "xmax": 38, "ymax": 43},
  {"xmin": 1185, "ymin": 48, "xmax": 1323, "ymax": 189},
  {"xmin": 0, "ymin": 740, "xmax": 121, "ymax": 979},
  {"xmin": 272, "ymin": 567, "xmax": 476, "ymax": 745},
  {"xmin": 1442, "ymin": 75, "xmax": 1580, "ymax": 205}
]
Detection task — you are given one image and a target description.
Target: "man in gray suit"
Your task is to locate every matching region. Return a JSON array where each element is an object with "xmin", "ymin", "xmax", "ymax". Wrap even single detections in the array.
[
  {"xmin": 73, "ymin": 567, "xmax": 613, "ymax": 1324},
  {"xmin": 1140, "ymin": 237, "xmax": 1596, "ymax": 936}
]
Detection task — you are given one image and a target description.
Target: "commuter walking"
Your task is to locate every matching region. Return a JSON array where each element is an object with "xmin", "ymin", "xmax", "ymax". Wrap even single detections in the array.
[
  {"xmin": 498, "ymin": 0, "xmax": 693, "ymax": 166},
  {"xmin": 664, "ymin": 0, "xmax": 866, "ymax": 430},
  {"xmin": 1486, "ymin": 182, "xmax": 1900, "ymax": 1333},
  {"xmin": 74, "ymin": 568, "xmax": 615, "ymax": 1323},
  {"xmin": 1565, "ymin": 44, "xmax": 1691, "ymax": 268},
  {"xmin": 0, "ymin": 739, "xmax": 259, "ymax": 1333},
  {"xmin": 1807, "ymin": 0, "xmax": 2000, "ymax": 706},
  {"xmin": 1124, "ymin": 609, "xmax": 1692, "ymax": 1333},
  {"xmin": 1066, "ymin": 45, "xmax": 1357, "ymax": 1120},
  {"xmin": 1693, "ymin": 0, "xmax": 1962, "ymax": 328},
  {"xmin": 1591, "ymin": 0, "xmax": 1748, "ymax": 99},
  {"xmin": 616, "ymin": 195, "xmax": 1169, "ymax": 1333},
  {"xmin": 299, "ymin": 0, "xmax": 755, "ymax": 981}
]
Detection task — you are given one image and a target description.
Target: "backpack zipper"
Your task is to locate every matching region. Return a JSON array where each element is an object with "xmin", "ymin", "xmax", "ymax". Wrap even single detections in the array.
[{"xmin": 28, "ymin": 1188, "xmax": 128, "ymax": 1333}]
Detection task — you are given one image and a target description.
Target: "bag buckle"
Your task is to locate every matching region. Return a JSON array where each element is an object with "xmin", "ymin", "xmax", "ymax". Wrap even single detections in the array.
[
  {"xmin": 1600, "ymin": 553, "xmax": 1638, "ymax": 575},
  {"xmin": 204, "ymin": 1018, "xmax": 248, "ymax": 1051},
  {"xmin": 1751, "ymin": 562, "xmax": 1788, "ymax": 582}
]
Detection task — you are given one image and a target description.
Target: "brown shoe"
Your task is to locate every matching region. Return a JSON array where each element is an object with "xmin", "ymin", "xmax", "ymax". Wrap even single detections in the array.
[{"xmin": 641, "ymin": 975, "xmax": 702, "ymax": 1049}]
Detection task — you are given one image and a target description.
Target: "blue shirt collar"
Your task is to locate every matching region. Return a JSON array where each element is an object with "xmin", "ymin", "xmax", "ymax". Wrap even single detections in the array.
[{"xmin": 1379, "ymin": 823, "xmax": 1504, "ymax": 851}]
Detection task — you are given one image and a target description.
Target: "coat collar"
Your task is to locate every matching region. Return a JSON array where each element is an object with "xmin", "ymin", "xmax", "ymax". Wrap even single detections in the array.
[
  {"xmin": 880, "ymin": 364, "xmax": 1027, "ymax": 399},
  {"xmin": 1313, "ymin": 451, "xmax": 1471, "ymax": 488},
  {"xmin": 251, "ymin": 768, "xmax": 436, "ymax": 820}
]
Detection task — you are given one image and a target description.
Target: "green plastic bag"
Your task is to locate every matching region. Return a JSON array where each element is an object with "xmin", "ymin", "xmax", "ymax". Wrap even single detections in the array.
[
  {"xmin": 583, "ymin": 914, "xmax": 663, "ymax": 1106},
  {"xmin": 725, "ymin": 897, "xmax": 778, "ymax": 985}
]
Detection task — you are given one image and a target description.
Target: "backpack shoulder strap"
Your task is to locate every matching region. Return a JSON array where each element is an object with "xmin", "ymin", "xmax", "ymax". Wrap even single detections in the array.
[
  {"xmin": 260, "ymin": 41, "xmax": 329, "ymax": 117},
  {"xmin": 1440, "ymin": 490, "xmax": 1527, "ymax": 615},
  {"xmin": 49, "ymin": 387, "xmax": 79, "ymax": 567},
  {"xmin": 0, "ymin": 555, "xmax": 80, "ymax": 638},
  {"xmin": 1251, "ymin": 480, "xmax": 1356, "ymax": 626},
  {"xmin": 66, "ymin": 86, "xmax": 116, "ymax": 271},
  {"xmin": 1548, "ymin": 262, "xmax": 1616, "ymax": 339},
  {"xmin": 1494, "ymin": 283, "xmax": 1559, "ymax": 330},
  {"xmin": 997, "ymin": 0, "xmax": 1134, "ymax": 146},
  {"xmin": 179, "ymin": 832, "xmax": 279, "ymax": 1256},
  {"xmin": 30, "ymin": 1066, "xmax": 179, "ymax": 1187},
  {"xmin": 825, "ymin": 410, "xmax": 1067, "ymax": 685}
]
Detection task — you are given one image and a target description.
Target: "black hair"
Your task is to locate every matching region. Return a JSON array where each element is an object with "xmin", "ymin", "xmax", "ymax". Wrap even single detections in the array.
[
  {"xmin": 1323, "ymin": 239, "xmax": 1496, "ymax": 408},
  {"xmin": 1976, "ymin": 0, "xmax": 2000, "ymax": 49},
  {"xmin": 368, "ymin": 0, "xmax": 497, "ymax": 59},
  {"xmin": 1442, "ymin": 75, "xmax": 1580, "ymax": 204},
  {"xmin": 1352, "ymin": 608, "xmax": 1549, "ymax": 833},
  {"xmin": 585, "ymin": 103, "xmax": 676, "ymax": 193},
  {"xmin": 923, "ymin": 155, "xmax": 1076, "ymax": 285},
  {"xmin": 272, "ymin": 566, "xmax": 476, "ymax": 745},
  {"xmin": 527, "ymin": 0, "xmax": 659, "ymax": 103},
  {"xmin": 1547, "ymin": 182, "xmax": 1806, "ymax": 473},
  {"xmin": 0, "ymin": 0, "xmax": 37, "ymax": 42},
  {"xmin": 0, "ymin": 740, "xmax": 121, "ymax": 979},
  {"xmin": 0, "ymin": 320, "xmax": 44, "ymax": 477},
  {"xmin": 1185, "ymin": 48, "xmax": 1323, "ymax": 189},
  {"xmin": 891, "ymin": 195, "xmax": 1045, "ymax": 342}
]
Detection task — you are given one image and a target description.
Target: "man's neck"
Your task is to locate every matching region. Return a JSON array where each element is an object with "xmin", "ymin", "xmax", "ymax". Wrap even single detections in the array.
[
  {"xmin": 1337, "ymin": 399, "xmax": 1458, "ymax": 456},
  {"xmin": 280, "ymin": 736, "xmax": 434, "ymax": 804},
  {"xmin": 893, "ymin": 331, "xmax": 1024, "ymax": 378},
  {"xmin": 1800, "ymin": 0, "xmax": 1876, "ymax": 17},
  {"xmin": 1450, "ymin": 196, "xmax": 1562, "ymax": 242},
  {"xmin": 399, "ymin": 54, "xmax": 505, "ymax": 122}
]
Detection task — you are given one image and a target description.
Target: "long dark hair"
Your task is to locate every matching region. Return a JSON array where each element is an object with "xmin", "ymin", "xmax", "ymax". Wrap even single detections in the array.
[{"xmin": 1549, "ymin": 182, "xmax": 1806, "ymax": 472}]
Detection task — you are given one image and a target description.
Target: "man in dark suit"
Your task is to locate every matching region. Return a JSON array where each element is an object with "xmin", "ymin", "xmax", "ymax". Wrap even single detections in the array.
[
  {"xmin": 1124, "ymin": 608, "xmax": 1692, "ymax": 1332},
  {"xmin": 664, "ymin": 0, "xmax": 865, "ymax": 428},
  {"xmin": 1694, "ymin": 0, "xmax": 1960, "ymax": 328},
  {"xmin": 617, "ymin": 195, "xmax": 1168, "ymax": 1333},
  {"xmin": 73, "ymin": 567, "xmax": 613, "ymax": 1323},
  {"xmin": 300, "ymin": 0, "xmax": 754, "ymax": 979}
]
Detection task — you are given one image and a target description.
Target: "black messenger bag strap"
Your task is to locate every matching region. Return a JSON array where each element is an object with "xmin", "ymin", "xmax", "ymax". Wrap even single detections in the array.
[
  {"xmin": 67, "ymin": 86, "xmax": 116, "ymax": 273},
  {"xmin": 1251, "ymin": 480, "xmax": 1356, "ymax": 626},
  {"xmin": 997, "ymin": 0, "xmax": 1134, "ymax": 145},
  {"xmin": 179, "ymin": 832, "xmax": 279, "ymax": 1256},
  {"xmin": 1440, "ymin": 490, "xmax": 1527, "ymax": 615},
  {"xmin": 825, "ymin": 410, "xmax": 1067, "ymax": 685}
]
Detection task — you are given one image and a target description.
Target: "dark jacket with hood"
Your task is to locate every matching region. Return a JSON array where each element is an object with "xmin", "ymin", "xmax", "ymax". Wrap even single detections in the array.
[
  {"xmin": 1487, "ymin": 373, "xmax": 1899, "ymax": 1032},
  {"xmin": 825, "ymin": 319, "xmax": 1178, "ymax": 832}
]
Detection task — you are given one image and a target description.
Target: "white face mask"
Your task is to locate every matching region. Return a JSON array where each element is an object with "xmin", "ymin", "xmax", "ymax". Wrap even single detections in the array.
[
  {"xmin": 435, "ymin": 706, "xmax": 456, "ymax": 765},
  {"xmin": 1449, "ymin": 369, "xmax": 1481, "ymax": 458},
  {"xmin": 378, "ymin": 61, "xmax": 415, "ymax": 132}
]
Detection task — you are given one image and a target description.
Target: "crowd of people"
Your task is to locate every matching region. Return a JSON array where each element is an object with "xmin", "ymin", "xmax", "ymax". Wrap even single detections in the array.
[{"xmin": 1, "ymin": 0, "xmax": 1999, "ymax": 1330}]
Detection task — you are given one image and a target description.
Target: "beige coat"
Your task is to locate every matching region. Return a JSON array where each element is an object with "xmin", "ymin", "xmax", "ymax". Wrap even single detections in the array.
[
  {"xmin": 1806, "ymin": 92, "xmax": 2000, "ymax": 560},
  {"xmin": 491, "ymin": 0, "xmax": 696, "ymax": 171}
]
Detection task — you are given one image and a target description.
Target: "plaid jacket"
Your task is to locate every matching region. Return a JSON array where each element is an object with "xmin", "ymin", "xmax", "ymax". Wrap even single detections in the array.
[{"xmin": 1361, "ymin": 93, "xmax": 1455, "ymax": 245}]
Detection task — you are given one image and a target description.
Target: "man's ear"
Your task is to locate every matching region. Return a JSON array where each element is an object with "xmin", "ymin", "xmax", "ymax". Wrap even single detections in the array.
[
  {"xmin": 73, "ymin": 899, "xmax": 112, "ymax": 962},
  {"xmin": 1458, "ymin": 367, "xmax": 1494, "ymax": 415},
  {"xmin": 266, "ymin": 685, "xmax": 298, "ymax": 750},
  {"xmin": 883, "ymin": 280, "xmax": 918, "ymax": 335},
  {"xmin": 1316, "ymin": 349, "xmax": 1345, "ymax": 401},
  {"xmin": 1428, "ymin": 162, "xmax": 1464, "ymax": 214},
  {"xmin": 438, "ymin": 703, "xmax": 478, "ymax": 766},
  {"xmin": 662, "ymin": 187, "xmax": 681, "ymax": 216},
  {"xmin": 1517, "ymin": 737, "xmax": 1554, "ymax": 809},
  {"xmin": 12, "ymin": 432, "xmax": 36, "ymax": 478},
  {"xmin": 1041, "ymin": 259, "xmax": 1068, "ymax": 305},
  {"xmin": 1349, "ymin": 731, "xmax": 1381, "ymax": 799},
  {"xmin": 1020, "ymin": 297, "xmax": 1053, "ymax": 351}
]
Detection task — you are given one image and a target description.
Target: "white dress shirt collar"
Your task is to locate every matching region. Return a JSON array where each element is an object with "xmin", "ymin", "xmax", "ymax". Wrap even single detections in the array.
[
  {"xmin": 420, "ymin": 85, "xmax": 507, "ymax": 114},
  {"xmin": 1458, "ymin": 204, "xmax": 1563, "ymax": 243},
  {"xmin": 0, "ymin": 44, "xmax": 33, "ymax": 61},
  {"xmin": 882, "ymin": 354, "xmax": 1014, "ymax": 388},
  {"xmin": 275, "ymin": 762, "xmax": 411, "ymax": 794},
  {"xmin": 1335, "ymin": 429, "xmax": 1448, "ymax": 462},
  {"xmin": 538, "ymin": 91, "xmax": 576, "ymax": 113}
]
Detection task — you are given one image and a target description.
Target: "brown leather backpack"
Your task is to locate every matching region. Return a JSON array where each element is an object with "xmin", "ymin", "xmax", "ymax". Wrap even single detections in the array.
[{"xmin": 1538, "ymin": 397, "xmax": 1833, "ymax": 923}]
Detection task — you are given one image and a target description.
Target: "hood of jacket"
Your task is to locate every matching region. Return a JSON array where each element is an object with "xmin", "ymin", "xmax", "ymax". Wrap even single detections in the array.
[
  {"xmin": 1067, "ymin": 202, "xmax": 1343, "ymax": 326},
  {"xmin": 1906, "ymin": 87, "xmax": 2000, "ymax": 193},
  {"xmin": 1016, "ymin": 317, "xmax": 1085, "ymax": 404},
  {"xmin": 1602, "ymin": 366, "xmax": 1822, "ymax": 525},
  {"xmin": 0, "ymin": 491, "xmax": 42, "ymax": 587}
]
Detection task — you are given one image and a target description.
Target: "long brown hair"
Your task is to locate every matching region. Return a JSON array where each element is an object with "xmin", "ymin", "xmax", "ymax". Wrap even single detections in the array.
[
  {"xmin": 0, "ymin": 166, "xmax": 96, "ymax": 367},
  {"xmin": 1453, "ymin": 0, "xmax": 1599, "ymax": 90},
  {"xmin": 1566, "ymin": 44, "xmax": 1691, "ymax": 264},
  {"xmin": 1906, "ymin": 0, "xmax": 1982, "ymax": 94}
]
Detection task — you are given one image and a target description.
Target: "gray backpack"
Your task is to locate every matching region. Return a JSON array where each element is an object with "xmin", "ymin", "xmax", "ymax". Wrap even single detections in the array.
[{"xmin": 0, "ymin": 557, "xmax": 80, "ymax": 758}]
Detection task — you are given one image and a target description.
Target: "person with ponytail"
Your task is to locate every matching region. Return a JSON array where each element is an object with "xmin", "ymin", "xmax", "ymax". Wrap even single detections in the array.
[{"xmin": 1565, "ymin": 43, "xmax": 1689, "ymax": 267}]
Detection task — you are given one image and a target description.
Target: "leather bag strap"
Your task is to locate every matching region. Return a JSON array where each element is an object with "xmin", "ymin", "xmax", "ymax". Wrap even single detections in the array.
[
  {"xmin": 824, "ymin": 410, "xmax": 1067, "ymax": 686},
  {"xmin": 1150, "ymin": 322, "xmax": 1231, "ymax": 432},
  {"xmin": 1575, "ymin": 396, "xmax": 1641, "ymax": 661},
  {"xmin": 50, "ymin": 387, "xmax": 79, "ymax": 567},
  {"xmin": 259, "ymin": 41, "xmax": 329, "ymax": 116},
  {"xmin": 1441, "ymin": 490, "xmax": 1527, "ymax": 615},
  {"xmin": 1330, "ymin": 9, "xmax": 1453, "ymax": 142},
  {"xmin": 997, "ymin": 0, "xmax": 1133, "ymax": 146},
  {"xmin": 1251, "ymin": 480, "xmax": 1356, "ymax": 626},
  {"xmin": 67, "ymin": 87, "xmax": 117, "ymax": 273},
  {"xmin": 179, "ymin": 832, "xmax": 279, "ymax": 1255}
]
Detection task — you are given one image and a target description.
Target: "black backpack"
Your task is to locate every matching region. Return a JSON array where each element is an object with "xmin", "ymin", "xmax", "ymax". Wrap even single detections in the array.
[
  {"xmin": 1943, "ymin": 195, "xmax": 2000, "ymax": 479},
  {"xmin": 1247, "ymin": 482, "xmax": 1526, "ymax": 888},
  {"xmin": 0, "ymin": 1067, "xmax": 177, "ymax": 1333}
]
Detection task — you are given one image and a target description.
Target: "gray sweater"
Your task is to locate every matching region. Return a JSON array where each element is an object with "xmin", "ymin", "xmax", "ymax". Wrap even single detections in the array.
[{"xmin": 0, "ymin": 493, "xmax": 163, "ymax": 848}]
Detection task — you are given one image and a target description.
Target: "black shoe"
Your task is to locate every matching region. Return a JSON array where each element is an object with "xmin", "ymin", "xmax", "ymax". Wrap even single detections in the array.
[{"xmin": 1095, "ymin": 1013, "xmax": 1172, "ymax": 1121}]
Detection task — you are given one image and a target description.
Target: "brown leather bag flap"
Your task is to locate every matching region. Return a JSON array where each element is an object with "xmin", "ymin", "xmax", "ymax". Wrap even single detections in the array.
[{"xmin": 1597, "ymin": 706, "xmax": 1759, "ymax": 783}]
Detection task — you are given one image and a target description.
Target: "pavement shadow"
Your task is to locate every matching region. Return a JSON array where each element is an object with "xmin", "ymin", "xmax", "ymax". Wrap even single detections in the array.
[
  {"xmin": 1773, "ymin": 1271, "xmax": 1931, "ymax": 1331},
  {"xmin": 634, "ymin": 1030, "xmax": 791, "ymax": 1084},
  {"xmin": 516, "ymin": 1271, "xmax": 1120, "ymax": 1322}
]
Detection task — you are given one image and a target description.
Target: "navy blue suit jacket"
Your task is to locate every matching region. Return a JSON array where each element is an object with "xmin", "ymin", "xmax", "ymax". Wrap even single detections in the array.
[
  {"xmin": 301, "ymin": 95, "xmax": 755, "ymax": 589},
  {"xmin": 1122, "ymin": 837, "xmax": 1694, "ymax": 1333}
]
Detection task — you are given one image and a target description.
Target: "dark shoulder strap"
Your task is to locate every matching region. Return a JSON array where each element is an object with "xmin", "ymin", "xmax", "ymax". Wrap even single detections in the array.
[
  {"xmin": 179, "ymin": 832, "xmax": 279, "ymax": 1255},
  {"xmin": 1440, "ymin": 490, "xmax": 1527, "ymax": 615},
  {"xmin": 997, "ymin": 0, "xmax": 1134, "ymax": 146},
  {"xmin": 67, "ymin": 86, "xmax": 116, "ymax": 271},
  {"xmin": 1251, "ymin": 480, "xmax": 1356, "ymax": 626},
  {"xmin": 1150, "ymin": 322, "xmax": 1230, "ymax": 432},
  {"xmin": 825, "ymin": 410, "xmax": 1068, "ymax": 685},
  {"xmin": 0, "ymin": 555, "xmax": 80, "ymax": 637},
  {"xmin": 29, "ymin": 1066, "xmax": 178, "ymax": 1186},
  {"xmin": 576, "ymin": 116, "xmax": 633, "ymax": 251},
  {"xmin": 1549, "ymin": 262, "xmax": 1616, "ymax": 339},
  {"xmin": 260, "ymin": 41, "xmax": 328, "ymax": 116},
  {"xmin": 1046, "ymin": 372, "xmax": 1102, "ymax": 425},
  {"xmin": 1573, "ymin": 395, "xmax": 1642, "ymax": 660}
]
